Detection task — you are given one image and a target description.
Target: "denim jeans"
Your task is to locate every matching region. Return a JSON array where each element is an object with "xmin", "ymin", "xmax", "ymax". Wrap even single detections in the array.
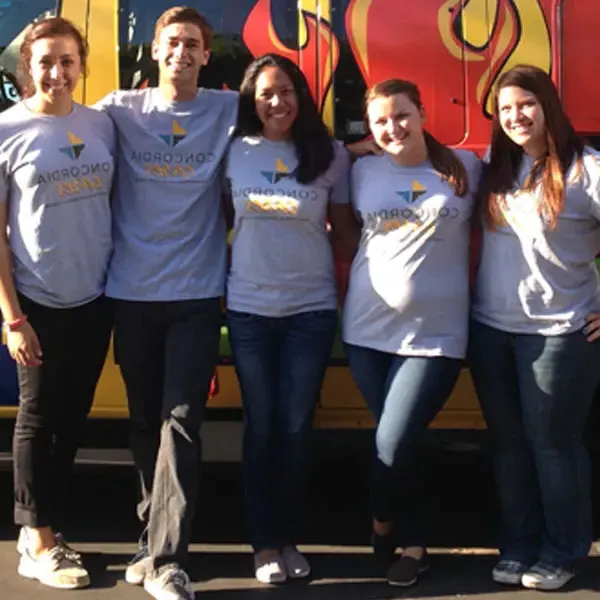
[
  {"xmin": 13, "ymin": 294, "xmax": 112, "ymax": 529},
  {"xmin": 345, "ymin": 343, "xmax": 462, "ymax": 547},
  {"xmin": 113, "ymin": 298, "xmax": 222, "ymax": 570},
  {"xmin": 468, "ymin": 319, "xmax": 600, "ymax": 568},
  {"xmin": 227, "ymin": 309, "xmax": 338, "ymax": 551}
]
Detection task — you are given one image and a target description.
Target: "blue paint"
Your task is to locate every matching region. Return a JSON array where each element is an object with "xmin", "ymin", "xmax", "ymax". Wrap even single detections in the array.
[{"xmin": 0, "ymin": 344, "xmax": 18, "ymax": 405}]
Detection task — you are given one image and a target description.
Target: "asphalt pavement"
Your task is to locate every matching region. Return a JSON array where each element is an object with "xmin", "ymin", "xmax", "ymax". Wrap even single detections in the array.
[{"xmin": 0, "ymin": 443, "xmax": 599, "ymax": 599}]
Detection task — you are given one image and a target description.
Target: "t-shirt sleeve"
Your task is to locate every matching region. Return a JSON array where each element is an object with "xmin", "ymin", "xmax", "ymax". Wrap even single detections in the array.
[
  {"xmin": 92, "ymin": 92, "xmax": 116, "ymax": 114},
  {"xmin": 0, "ymin": 148, "xmax": 10, "ymax": 205},
  {"xmin": 329, "ymin": 141, "xmax": 350, "ymax": 205},
  {"xmin": 583, "ymin": 150, "xmax": 600, "ymax": 222}
]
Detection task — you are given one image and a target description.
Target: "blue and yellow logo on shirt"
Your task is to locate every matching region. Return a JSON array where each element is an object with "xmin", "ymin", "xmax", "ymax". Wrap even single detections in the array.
[
  {"xmin": 59, "ymin": 132, "xmax": 85, "ymax": 160},
  {"xmin": 397, "ymin": 180, "xmax": 427, "ymax": 203},
  {"xmin": 261, "ymin": 158, "xmax": 297, "ymax": 184},
  {"xmin": 160, "ymin": 120, "xmax": 187, "ymax": 147}
]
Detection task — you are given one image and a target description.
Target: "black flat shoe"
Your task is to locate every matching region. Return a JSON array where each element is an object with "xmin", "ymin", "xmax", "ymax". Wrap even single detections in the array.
[{"xmin": 387, "ymin": 550, "xmax": 430, "ymax": 587}]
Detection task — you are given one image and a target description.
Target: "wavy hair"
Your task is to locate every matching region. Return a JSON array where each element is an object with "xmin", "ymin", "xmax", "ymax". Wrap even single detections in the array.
[{"xmin": 236, "ymin": 53, "xmax": 334, "ymax": 184}]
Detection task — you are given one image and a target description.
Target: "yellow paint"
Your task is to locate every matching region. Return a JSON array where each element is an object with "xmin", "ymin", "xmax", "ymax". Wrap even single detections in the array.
[
  {"xmin": 173, "ymin": 120, "xmax": 187, "ymax": 135},
  {"xmin": 500, "ymin": 0, "xmax": 551, "ymax": 76},
  {"xmin": 439, "ymin": 0, "xmax": 551, "ymax": 117},
  {"xmin": 276, "ymin": 158, "xmax": 289, "ymax": 172},
  {"xmin": 350, "ymin": 0, "xmax": 372, "ymax": 77},
  {"xmin": 412, "ymin": 180, "xmax": 427, "ymax": 192},
  {"xmin": 317, "ymin": 0, "xmax": 336, "ymax": 134},
  {"xmin": 462, "ymin": 0, "xmax": 498, "ymax": 49},
  {"xmin": 438, "ymin": 0, "xmax": 467, "ymax": 61},
  {"xmin": 85, "ymin": 0, "xmax": 119, "ymax": 104},
  {"xmin": 267, "ymin": 21, "xmax": 291, "ymax": 55},
  {"xmin": 58, "ymin": 0, "xmax": 88, "ymax": 104}
]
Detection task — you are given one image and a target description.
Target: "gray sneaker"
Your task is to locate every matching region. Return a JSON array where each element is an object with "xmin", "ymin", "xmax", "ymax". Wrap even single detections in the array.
[
  {"xmin": 125, "ymin": 544, "xmax": 151, "ymax": 585},
  {"xmin": 143, "ymin": 566, "xmax": 194, "ymax": 600}
]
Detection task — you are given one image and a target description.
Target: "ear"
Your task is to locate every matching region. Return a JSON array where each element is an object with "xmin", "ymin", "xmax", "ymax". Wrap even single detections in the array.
[
  {"xmin": 201, "ymin": 49, "xmax": 211, "ymax": 67},
  {"xmin": 420, "ymin": 106, "xmax": 427, "ymax": 126},
  {"xmin": 151, "ymin": 40, "xmax": 159, "ymax": 61}
]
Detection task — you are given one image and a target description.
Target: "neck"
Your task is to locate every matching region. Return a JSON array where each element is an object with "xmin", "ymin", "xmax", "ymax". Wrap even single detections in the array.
[
  {"xmin": 389, "ymin": 141, "xmax": 428, "ymax": 167},
  {"xmin": 158, "ymin": 80, "xmax": 197, "ymax": 103},
  {"xmin": 523, "ymin": 139, "xmax": 547, "ymax": 159},
  {"xmin": 27, "ymin": 94, "xmax": 73, "ymax": 116},
  {"xmin": 262, "ymin": 129, "xmax": 292, "ymax": 142}
]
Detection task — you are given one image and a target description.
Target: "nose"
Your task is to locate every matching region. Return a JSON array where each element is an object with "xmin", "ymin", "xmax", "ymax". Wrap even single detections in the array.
[
  {"xmin": 388, "ymin": 118, "xmax": 402, "ymax": 137},
  {"xmin": 269, "ymin": 94, "xmax": 282, "ymax": 108},
  {"xmin": 173, "ymin": 42, "xmax": 186, "ymax": 58},
  {"xmin": 49, "ymin": 64, "xmax": 62, "ymax": 79}
]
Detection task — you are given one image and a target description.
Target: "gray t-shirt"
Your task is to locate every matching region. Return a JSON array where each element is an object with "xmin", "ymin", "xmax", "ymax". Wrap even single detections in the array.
[
  {"xmin": 0, "ymin": 102, "xmax": 114, "ymax": 308},
  {"xmin": 472, "ymin": 149, "xmax": 600, "ymax": 335},
  {"xmin": 225, "ymin": 137, "xmax": 350, "ymax": 316},
  {"xmin": 96, "ymin": 88, "xmax": 238, "ymax": 301},
  {"xmin": 343, "ymin": 150, "xmax": 481, "ymax": 358}
]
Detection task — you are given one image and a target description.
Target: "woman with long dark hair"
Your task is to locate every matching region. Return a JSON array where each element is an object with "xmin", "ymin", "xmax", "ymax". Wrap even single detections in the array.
[
  {"xmin": 224, "ymin": 53, "xmax": 357, "ymax": 584},
  {"xmin": 0, "ymin": 17, "xmax": 114, "ymax": 589},
  {"xmin": 343, "ymin": 78, "xmax": 481, "ymax": 587},
  {"xmin": 470, "ymin": 64, "xmax": 600, "ymax": 590}
]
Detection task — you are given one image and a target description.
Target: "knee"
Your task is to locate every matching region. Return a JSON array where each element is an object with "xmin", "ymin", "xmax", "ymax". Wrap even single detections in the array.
[{"xmin": 375, "ymin": 427, "xmax": 402, "ymax": 468}]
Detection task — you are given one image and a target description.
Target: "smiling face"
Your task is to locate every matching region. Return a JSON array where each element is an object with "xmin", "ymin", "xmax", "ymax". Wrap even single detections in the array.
[
  {"xmin": 29, "ymin": 34, "xmax": 81, "ymax": 102},
  {"xmin": 367, "ymin": 92, "xmax": 426, "ymax": 159},
  {"xmin": 152, "ymin": 22, "xmax": 210, "ymax": 88},
  {"xmin": 497, "ymin": 85, "xmax": 546, "ymax": 157},
  {"xmin": 254, "ymin": 66, "xmax": 299, "ymax": 141}
]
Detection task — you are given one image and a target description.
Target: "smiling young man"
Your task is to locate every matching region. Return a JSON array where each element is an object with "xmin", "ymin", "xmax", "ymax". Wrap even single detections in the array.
[{"xmin": 95, "ymin": 7, "xmax": 237, "ymax": 600}]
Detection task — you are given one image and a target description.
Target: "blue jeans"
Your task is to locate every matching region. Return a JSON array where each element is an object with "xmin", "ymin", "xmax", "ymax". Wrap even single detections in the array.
[
  {"xmin": 468, "ymin": 319, "xmax": 600, "ymax": 568},
  {"xmin": 345, "ymin": 343, "xmax": 462, "ymax": 546},
  {"xmin": 227, "ymin": 309, "xmax": 338, "ymax": 551}
]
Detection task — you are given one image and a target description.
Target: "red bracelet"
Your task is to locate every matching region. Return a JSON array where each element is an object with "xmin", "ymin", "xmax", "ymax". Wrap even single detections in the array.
[{"xmin": 5, "ymin": 314, "xmax": 28, "ymax": 331}]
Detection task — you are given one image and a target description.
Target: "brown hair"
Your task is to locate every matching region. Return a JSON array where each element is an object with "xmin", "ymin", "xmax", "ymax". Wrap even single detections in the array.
[
  {"xmin": 154, "ymin": 6, "xmax": 213, "ymax": 49},
  {"xmin": 481, "ymin": 64, "xmax": 584, "ymax": 229},
  {"xmin": 365, "ymin": 79, "xmax": 468, "ymax": 196},
  {"xmin": 18, "ymin": 17, "xmax": 88, "ymax": 98}
]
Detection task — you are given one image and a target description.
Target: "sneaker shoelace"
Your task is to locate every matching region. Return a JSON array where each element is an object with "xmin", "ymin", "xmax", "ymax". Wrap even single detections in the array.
[
  {"xmin": 54, "ymin": 534, "xmax": 82, "ymax": 564},
  {"xmin": 164, "ymin": 568, "xmax": 190, "ymax": 589}
]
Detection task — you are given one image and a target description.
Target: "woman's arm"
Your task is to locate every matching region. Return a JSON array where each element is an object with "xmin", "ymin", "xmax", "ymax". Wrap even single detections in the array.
[{"xmin": 0, "ymin": 202, "xmax": 42, "ymax": 365}]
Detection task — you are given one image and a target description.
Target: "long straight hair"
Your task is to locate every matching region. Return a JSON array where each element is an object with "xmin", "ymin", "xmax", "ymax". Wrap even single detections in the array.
[
  {"xmin": 236, "ymin": 53, "xmax": 334, "ymax": 184},
  {"xmin": 365, "ymin": 79, "xmax": 468, "ymax": 196},
  {"xmin": 480, "ymin": 64, "xmax": 584, "ymax": 229}
]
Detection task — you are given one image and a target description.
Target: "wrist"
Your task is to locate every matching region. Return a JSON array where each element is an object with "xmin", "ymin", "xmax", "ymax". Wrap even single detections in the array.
[{"xmin": 4, "ymin": 313, "xmax": 28, "ymax": 331}]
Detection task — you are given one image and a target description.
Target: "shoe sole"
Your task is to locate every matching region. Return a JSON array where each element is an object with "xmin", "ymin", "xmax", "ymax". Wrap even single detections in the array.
[
  {"xmin": 521, "ymin": 575, "xmax": 574, "ymax": 591},
  {"xmin": 388, "ymin": 562, "xmax": 430, "ymax": 587},
  {"xmin": 17, "ymin": 559, "xmax": 90, "ymax": 590},
  {"xmin": 144, "ymin": 579, "xmax": 194, "ymax": 600}
]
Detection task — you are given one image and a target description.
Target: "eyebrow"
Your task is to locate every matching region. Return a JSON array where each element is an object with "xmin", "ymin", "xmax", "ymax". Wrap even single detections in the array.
[{"xmin": 167, "ymin": 36, "xmax": 200, "ymax": 43}]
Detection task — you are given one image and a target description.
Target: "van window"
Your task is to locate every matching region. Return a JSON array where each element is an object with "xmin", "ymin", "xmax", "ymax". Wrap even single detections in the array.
[{"xmin": 0, "ymin": 0, "xmax": 57, "ymax": 111}]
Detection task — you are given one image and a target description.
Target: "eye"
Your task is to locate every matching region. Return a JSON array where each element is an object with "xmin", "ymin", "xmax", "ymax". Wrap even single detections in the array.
[{"xmin": 61, "ymin": 58, "xmax": 73, "ymax": 67}]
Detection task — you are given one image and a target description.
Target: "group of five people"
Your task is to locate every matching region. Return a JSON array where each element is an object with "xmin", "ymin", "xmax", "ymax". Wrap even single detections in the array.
[{"xmin": 0, "ymin": 6, "xmax": 599, "ymax": 600}]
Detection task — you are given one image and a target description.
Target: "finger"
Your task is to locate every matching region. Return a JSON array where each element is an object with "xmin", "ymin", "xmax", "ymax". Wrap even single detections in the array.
[
  {"xmin": 587, "ymin": 329, "xmax": 600, "ymax": 342},
  {"xmin": 586, "ymin": 313, "xmax": 600, "ymax": 322},
  {"xmin": 31, "ymin": 334, "xmax": 43, "ymax": 359}
]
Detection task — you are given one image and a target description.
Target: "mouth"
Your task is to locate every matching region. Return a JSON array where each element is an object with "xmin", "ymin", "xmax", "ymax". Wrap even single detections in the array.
[
  {"xmin": 511, "ymin": 122, "xmax": 533, "ymax": 135},
  {"xmin": 268, "ymin": 111, "xmax": 291, "ymax": 121}
]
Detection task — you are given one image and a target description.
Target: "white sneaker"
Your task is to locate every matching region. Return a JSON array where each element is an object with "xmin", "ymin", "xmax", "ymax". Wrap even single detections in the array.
[
  {"xmin": 125, "ymin": 544, "xmax": 150, "ymax": 585},
  {"xmin": 521, "ymin": 561, "xmax": 575, "ymax": 590},
  {"xmin": 143, "ymin": 566, "xmax": 194, "ymax": 600},
  {"xmin": 281, "ymin": 545, "xmax": 310, "ymax": 579},
  {"xmin": 254, "ymin": 552, "xmax": 287, "ymax": 584},
  {"xmin": 18, "ymin": 544, "xmax": 90, "ymax": 589}
]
